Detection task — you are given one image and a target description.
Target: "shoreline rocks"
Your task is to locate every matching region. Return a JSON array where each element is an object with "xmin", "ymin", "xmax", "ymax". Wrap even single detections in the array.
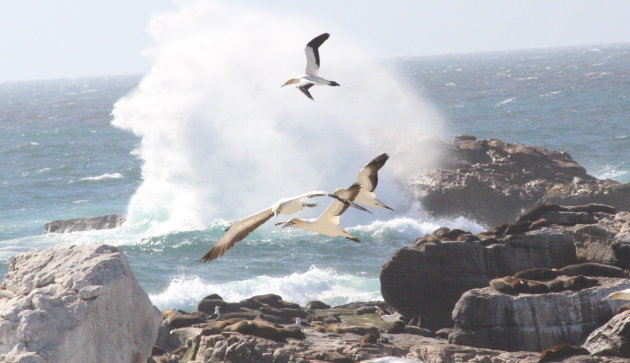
[
  {"xmin": 450, "ymin": 277, "xmax": 630, "ymax": 352},
  {"xmin": 44, "ymin": 214, "xmax": 125, "ymax": 233},
  {"xmin": 380, "ymin": 203, "xmax": 630, "ymax": 332},
  {"xmin": 409, "ymin": 135, "xmax": 630, "ymax": 226},
  {"xmin": 0, "ymin": 244, "xmax": 160, "ymax": 362}
]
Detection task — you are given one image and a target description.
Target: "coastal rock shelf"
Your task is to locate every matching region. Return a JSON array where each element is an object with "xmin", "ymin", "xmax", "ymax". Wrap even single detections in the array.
[
  {"xmin": 450, "ymin": 277, "xmax": 630, "ymax": 352},
  {"xmin": 380, "ymin": 203, "xmax": 630, "ymax": 332},
  {"xmin": 150, "ymin": 293, "xmax": 630, "ymax": 363},
  {"xmin": 44, "ymin": 214, "xmax": 126, "ymax": 233},
  {"xmin": 0, "ymin": 244, "xmax": 160, "ymax": 362},
  {"xmin": 409, "ymin": 135, "xmax": 630, "ymax": 226}
]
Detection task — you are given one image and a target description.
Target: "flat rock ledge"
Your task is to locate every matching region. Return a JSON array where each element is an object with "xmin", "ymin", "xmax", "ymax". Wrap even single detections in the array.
[
  {"xmin": 44, "ymin": 214, "xmax": 125, "ymax": 233},
  {"xmin": 151, "ymin": 294, "xmax": 630, "ymax": 363},
  {"xmin": 450, "ymin": 277, "xmax": 630, "ymax": 352},
  {"xmin": 0, "ymin": 244, "xmax": 161, "ymax": 363},
  {"xmin": 380, "ymin": 204, "xmax": 630, "ymax": 331}
]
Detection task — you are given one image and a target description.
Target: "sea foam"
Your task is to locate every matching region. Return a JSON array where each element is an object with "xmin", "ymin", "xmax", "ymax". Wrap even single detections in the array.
[
  {"xmin": 80, "ymin": 172, "xmax": 123, "ymax": 181},
  {"xmin": 149, "ymin": 266, "xmax": 381, "ymax": 311}
]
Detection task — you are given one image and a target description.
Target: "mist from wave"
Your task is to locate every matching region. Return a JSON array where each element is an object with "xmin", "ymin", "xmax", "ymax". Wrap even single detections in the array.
[{"xmin": 111, "ymin": 0, "xmax": 446, "ymax": 236}]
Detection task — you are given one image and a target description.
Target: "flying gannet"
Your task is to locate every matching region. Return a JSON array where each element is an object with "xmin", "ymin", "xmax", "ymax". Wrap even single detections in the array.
[
  {"xmin": 354, "ymin": 153, "xmax": 394, "ymax": 211},
  {"xmin": 282, "ymin": 33, "xmax": 340, "ymax": 100},
  {"xmin": 198, "ymin": 191, "xmax": 367, "ymax": 262},
  {"xmin": 277, "ymin": 183, "xmax": 362, "ymax": 242},
  {"xmin": 603, "ymin": 288, "xmax": 630, "ymax": 301}
]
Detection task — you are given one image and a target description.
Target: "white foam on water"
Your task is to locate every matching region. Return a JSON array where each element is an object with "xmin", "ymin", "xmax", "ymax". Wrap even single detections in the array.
[
  {"xmin": 79, "ymin": 172, "xmax": 124, "ymax": 181},
  {"xmin": 149, "ymin": 266, "xmax": 381, "ymax": 311},
  {"xmin": 350, "ymin": 215, "xmax": 485, "ymax": 242}
]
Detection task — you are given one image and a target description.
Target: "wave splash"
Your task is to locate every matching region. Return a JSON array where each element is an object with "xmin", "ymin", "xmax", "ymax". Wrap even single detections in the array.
[
  {"xmin": 79, "ymin": 172, "xmax": 123, "ymax": 181},
  {"xmin": 111, "ymin": 1, "xmax": 445, "ymax": 235},
  {"xmin": 149, "ymin": 266, "xmax": 381, "ymax": 311}
]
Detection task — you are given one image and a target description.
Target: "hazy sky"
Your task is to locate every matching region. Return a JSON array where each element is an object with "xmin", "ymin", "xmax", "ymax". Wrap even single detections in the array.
[{"xmin": 2, "ymin": 0, "xmax": 630, "ymax": 82}]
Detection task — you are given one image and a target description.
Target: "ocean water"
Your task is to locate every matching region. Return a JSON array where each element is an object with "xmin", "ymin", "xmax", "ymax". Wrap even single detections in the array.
[{"xmin": 2, "ymin": 41, "xmax": 629, "ymax": 311}]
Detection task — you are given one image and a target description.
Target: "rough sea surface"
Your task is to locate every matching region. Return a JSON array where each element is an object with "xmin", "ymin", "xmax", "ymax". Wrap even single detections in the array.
[{"xmin": 2, "ymin": 44, "xmax": 629, "ymax": 311}]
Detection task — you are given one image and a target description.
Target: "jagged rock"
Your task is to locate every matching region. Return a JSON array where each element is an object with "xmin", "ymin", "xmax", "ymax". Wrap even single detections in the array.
[
  {"xmin": 409, "ymin": 136, "xmax": 594, "ymax": 226},
  {"xmin": 573, "ymin": 212, "xmax": 630, "ymax": 268},
  {"xmin": 305, "ymin": 300, "xmax": 331, "ymax": 310},
  {"xmin": 449, "ymin": 277, "xmax": 630, "ymax": 352},
  {"xmin": 0, "ymin": 244, "xmax": 161, "ymax": 362},
  {"xmin": 583, "ymin": 310, "xmax": 630, "ymax": 357},
  {"xmin": 408, "ymin": 135, "xmax": 630, "ymax": 227},
  {"xmin": 381, "ymin": 204, "xmax": 630, "ymax": 330},
  {"xmin": 542, "ymin": 180, "xmax": 630, "ymax": 213},
  {"xmin": 380, "ymin": 229, "xmax": 576, "ymax": 330},
  {"xmin": 44, "ymin": 214, "xmax": 125, "ymax": 233}
]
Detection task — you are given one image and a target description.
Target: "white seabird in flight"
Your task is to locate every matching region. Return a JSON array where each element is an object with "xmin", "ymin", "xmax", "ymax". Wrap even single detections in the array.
[
  {"xmin": 277, "ymin": 183, "xmax": 362, "ymax": 243},
  {"xmin": 198, "ymin": 191, "xmax": 367, "ymax": 262},
  {"xmin": 281, "ymin": 33, "xmax": 340, "ymax": 100},
  {"xmin": 354, "ymin": 153, "xmax": 394, "ymax": 211}
]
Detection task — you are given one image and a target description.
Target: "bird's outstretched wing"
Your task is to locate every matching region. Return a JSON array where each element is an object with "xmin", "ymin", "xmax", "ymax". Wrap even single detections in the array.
[
  {"xmin": 358, "ymin": 153, "xmax": 389, "ymax": 192},
  {"xmin": 304, "ymin": 33, "xmax": 330, "ymax": 76},
  {"xmin": 298, "ymin": 83, "xmax": 315, "ymax": 100},
  {"xmin": 318, "ymin": 182, "xmax": 362, "ymax": 225},
  {"xmin": 198, "ymin": 208, "xmax": 274, "ymax": 262}
]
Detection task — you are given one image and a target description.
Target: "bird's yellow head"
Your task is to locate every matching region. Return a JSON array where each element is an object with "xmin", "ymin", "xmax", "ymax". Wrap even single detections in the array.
[{"xmin": 281, "ymin": 78, "xmax": 300, "ymax": 87}]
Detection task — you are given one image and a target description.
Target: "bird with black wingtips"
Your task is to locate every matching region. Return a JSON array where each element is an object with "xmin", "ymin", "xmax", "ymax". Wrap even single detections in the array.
[
  {"xmin": 198, "ymin": 191, "xmax": 368, "ymax": 262},
  {"xmin": 282, "ymin": 33, "xmax": 340, "ymax": 100},
  {"xmin": 276, "ymin": 183, "xmax": 363, "ymax": 243},
  {"xmin": 354, "ymin": 153, "xmax": 394, "ymax": 211}
]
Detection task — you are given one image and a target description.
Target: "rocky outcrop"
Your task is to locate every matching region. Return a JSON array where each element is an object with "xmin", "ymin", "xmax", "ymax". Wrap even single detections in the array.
[
  {"xmin": 0, "ymin": 244, "xmax": 161, "ymax": 362},
  {"xmin": 583, "ymin": 310, "xmax": 630, "ymax": 357},
  {"xmin": 152, "ymin": 294, "xmax": 444, "ymax": 362},
  {"xmin": 450, "ymin": 278, "xmax": 630, "ymax": 352},
  {"xmin": 573, "ymin": 211, "xmax": 630, "ymax": 268},
  {"xmin": 409, "ymin": 135, "xmax": 630, "ymax": 226},
  {"xmin": 543, "ymin": 180, "xmax": 630, "ymax": 214},
  {"xmin": 380, "ymin": 204, "xmax": 630, "ymax": 331},
  {"xmin": 380, "ymin": 227, "xmax": 577, "ymax": 330},
  {"xmin": 44, "ymin": 214, "xmax": 125, "ymax": 233}
]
